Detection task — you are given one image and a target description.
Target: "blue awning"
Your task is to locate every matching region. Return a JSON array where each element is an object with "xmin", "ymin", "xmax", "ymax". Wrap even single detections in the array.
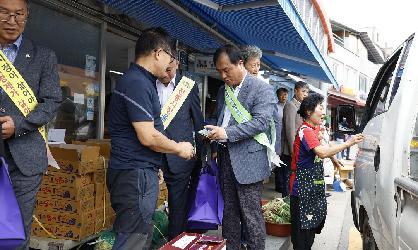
[{"xmin": 99, "ymin": 0, "xmax": 337, "ymax": 85}]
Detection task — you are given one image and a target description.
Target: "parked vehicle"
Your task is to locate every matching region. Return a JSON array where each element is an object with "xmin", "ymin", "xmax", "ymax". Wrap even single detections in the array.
[{"xmin": 337, "ymin": 32, "xmax": 418, "ymax": 250}]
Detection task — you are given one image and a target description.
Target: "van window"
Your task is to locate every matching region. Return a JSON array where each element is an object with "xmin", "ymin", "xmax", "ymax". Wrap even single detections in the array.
[{"xmin": 370, "ymin": 37, "xmax": 413, "ymax": 118}]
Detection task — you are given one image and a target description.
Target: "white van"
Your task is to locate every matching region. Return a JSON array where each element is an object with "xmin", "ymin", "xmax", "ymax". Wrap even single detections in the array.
[{"xmin": 337, "ymin": 32, "xmax": 418, "ymax": 250}]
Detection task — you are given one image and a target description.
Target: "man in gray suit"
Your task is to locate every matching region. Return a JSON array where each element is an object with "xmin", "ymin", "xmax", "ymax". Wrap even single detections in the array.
[
  {"xmin": 0, "ymin": 0, "xmax": 62, "ymax": 249},
  {"xmin": 280, "ymin": 81, "xmax": 309, "ymax": 197},
  {"xmin": 156, "ymin": 60, "xmax": 204, "ymax": 239},
  {"xmin": 206, "ymin": 45, "xmax": 275, "ymax": 250}
]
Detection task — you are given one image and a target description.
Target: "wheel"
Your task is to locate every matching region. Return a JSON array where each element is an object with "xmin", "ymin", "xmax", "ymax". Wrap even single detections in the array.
[{"xmin": 362, "ymin": 214, "xmax": 379, "ymax": 250}]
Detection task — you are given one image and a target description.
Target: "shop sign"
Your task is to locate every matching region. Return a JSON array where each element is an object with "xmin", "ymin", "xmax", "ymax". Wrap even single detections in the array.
[
  {"xmin": 340, "ymin": 85, "xmax": 357, "ymax": 96},
  {"xmin": 194, "ymin": 55, "xmax": 217, "ymax": 75}
]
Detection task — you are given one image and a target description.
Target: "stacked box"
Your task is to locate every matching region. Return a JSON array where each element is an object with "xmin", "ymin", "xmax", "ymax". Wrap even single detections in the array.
[
  {"xmin": 72, "ymin": 140, "xmax": 117, "ymax": 233},
  {"xmin": 157, "ymin": 182, "xmax": 168, "ymax": 207},
  {"xmin": 31, "ymin": 144, "xmax": 106, "ymax": 241}
]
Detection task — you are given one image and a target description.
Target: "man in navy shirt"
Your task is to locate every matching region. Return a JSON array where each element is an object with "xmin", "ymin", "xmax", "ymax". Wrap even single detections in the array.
[{"xmin": 107, "ymin": 27, "xmax": 195, "ymax": 250}]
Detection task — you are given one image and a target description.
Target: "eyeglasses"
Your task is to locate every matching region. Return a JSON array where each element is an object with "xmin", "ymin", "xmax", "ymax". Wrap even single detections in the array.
[
  {"xmin": 0, "ymin": 12, "xmax": 27, "ymax": 24},
  {"xmin": 156, "ymin": 48, "xmax": 176, "ymax": 64}
]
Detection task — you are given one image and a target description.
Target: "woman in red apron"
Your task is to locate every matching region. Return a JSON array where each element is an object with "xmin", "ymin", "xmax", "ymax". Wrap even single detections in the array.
[{"xmin": 289, "ymin": 94, "xmax": 364, "ymax": 250}]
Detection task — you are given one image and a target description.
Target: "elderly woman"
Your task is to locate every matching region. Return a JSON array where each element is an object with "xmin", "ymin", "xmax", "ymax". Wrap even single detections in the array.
[
  {"xmin": 242, "ymin": 45, "xmax": 262, "ymax": 76},
  {"xmin": 290, "ymin": 93, "xmax": 364, "ymax": 249}
]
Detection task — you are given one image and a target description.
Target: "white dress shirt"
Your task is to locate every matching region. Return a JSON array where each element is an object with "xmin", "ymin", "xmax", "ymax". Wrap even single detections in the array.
[
  {"xmin": 221, "ymin": 72, "xmax": 247, "ymax": 128},
  {"xmin": 156, "ymin": 76, "xmax": 176, "ymax": 107}
]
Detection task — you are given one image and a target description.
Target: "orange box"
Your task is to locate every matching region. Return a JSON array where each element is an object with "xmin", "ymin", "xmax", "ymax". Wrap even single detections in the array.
[
  {"xmin": 35, "ymin": 196, "xmax": 94, "ymax": 214},
  {"xmin": 31, "ymin": 219, "xmax": 95, "ymax": 240},
  {"xmin": 73, "ymin": 140, "xmax": 111, "ymax": 159},
  {"xmin": 48, "ymin": 144, "xmax": 102, "ymax": 174},
  {"xmin": 42, "ymin": 171, "xmax": 92, "ymax": 189},
  {"xmin": 38, "ymin": 184, "xmax": 95, "ymax": 201},
  {"xmin": 34, "ymin": 210, "xmax": 95, "ymax": 227}
]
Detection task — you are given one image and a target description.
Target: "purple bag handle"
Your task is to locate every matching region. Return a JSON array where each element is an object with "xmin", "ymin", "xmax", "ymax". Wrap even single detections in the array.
[{"xmin": 0, "ymin": 128, "xmax": 4, "ymax": 157}]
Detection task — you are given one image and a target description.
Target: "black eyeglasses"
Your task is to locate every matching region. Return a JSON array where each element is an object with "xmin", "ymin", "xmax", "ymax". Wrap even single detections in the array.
[
  {"xmin": 156, "ymin": 49, "xmax": 176, "ymax": 63},
  {"xmin": 0, "ymin": 11, "xmax": 27, "ymax": 24}
]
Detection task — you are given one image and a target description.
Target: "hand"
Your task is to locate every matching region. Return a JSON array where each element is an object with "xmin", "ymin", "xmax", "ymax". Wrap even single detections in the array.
[
  {"xmin": 205, "ymin": 125, "xmax": 227, "ymax": 141},
  {"xmin": 332, "ymin": 159, "xmax": 344, "ymax": 171},
  {"xmin": 0, "ymin": 116, "xmax": 15, "ymax": 139},
  {"xmin": 176, "ymin": 142, "xmax": 195, "ymax": 160},
  {"xmin": 158, "ymin": 169, "xmax": 164, "ymax": 184},
  {"xmin": 211, "ymin": 152, "xmax": 218, "ymax": 160},
  {"xmin": 347, "ymin": 134, "xmax": 365, "ymax": 146}
]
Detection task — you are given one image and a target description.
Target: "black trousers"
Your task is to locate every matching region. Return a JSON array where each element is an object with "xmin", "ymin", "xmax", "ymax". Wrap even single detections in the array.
[
  {"xmin": 107, "ymin": 167, "xmax": 159, "ymax": 250},
  {"xmin": 290, "ymin": 196, "xmax": 325, "ymax": 250},
  {"xmin": 275, "ymin": 154, "xmax": 292, "ymax": 197}
]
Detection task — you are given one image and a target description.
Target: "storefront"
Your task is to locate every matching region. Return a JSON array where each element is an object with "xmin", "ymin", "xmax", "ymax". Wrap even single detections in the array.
[
  {"xmin": 26, "ymin": 0, "xmax": 337, "ymax": 143},
  {"xmin": 24, "ymin": 0, "xmax": 219, "ymax": 142}
]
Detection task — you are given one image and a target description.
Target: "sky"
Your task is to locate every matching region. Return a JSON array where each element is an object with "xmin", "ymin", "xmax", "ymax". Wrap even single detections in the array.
[{"xmin": 321, "ymin": 0, "xmax": 417, "ymax": 48}]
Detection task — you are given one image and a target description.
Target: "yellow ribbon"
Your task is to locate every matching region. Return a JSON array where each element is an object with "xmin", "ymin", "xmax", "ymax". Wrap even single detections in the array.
[
  {"xmin": 160, "ymin": 76, "xmax": 195, "ymax": 129},
  {"xmin": 0, "ymin": 50, "xmax": 47, "ymax": 141},
  {"xmin": 0, "ymin": 50, "xmax": 60, "ymax": 168}
]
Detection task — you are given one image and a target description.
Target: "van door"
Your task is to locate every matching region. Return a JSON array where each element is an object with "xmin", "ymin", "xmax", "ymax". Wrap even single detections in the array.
[
  {"xmin": 395, "ymin": 97, "xmax": 418, "ymax": 250},
  {"xmin": 355, "ymin": 35, "xmax": 415, "ymax": 249}
]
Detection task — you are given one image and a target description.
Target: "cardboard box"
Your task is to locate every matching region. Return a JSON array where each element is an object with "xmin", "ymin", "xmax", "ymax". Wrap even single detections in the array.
[
  {"xmin": 73, "ymin": 140, "xmax": 111, "ymax": 159},
  {"xmin": 50, "ymin": 144, "xmax": 100, "ymax": 162},
  {"xmin": 48, "ymin": 158, "xmax": 103, "ymax": 175},
  {"xmin": 49, "ymin": 144, "xmax": 102, "ymax": 174},
  {"xmin": 94, "ymin": 214, "xmax": 115, "ymax": 233},
  {"xmin": 42, "ymin": 171, "xmax": 92, "ymax": 189},
  {"xmin": 31, "ymin": 219, "xmax": 95, "ymax": 240},
  {"xmin": 38, "ymin": 184, "xmax": 95, "ymax": 201},
  {"xmin": 94, "ymin": 206, "xmax": 115, "ymax": 220},
  {"xmin": 93, "ymin": 169, "xmax": 105, "ymax": 183},
  {"xmin": 35, "ymin": 196, "xmax": 95, "ymax": 214},
  {"xmin": 160, "ymin": 233, "xmax": 226, "ymax": 250},
  {"xmin": 95, "ymin": 193, "xmax": 112, "ymax": 209},
  {"xmin": 34, "ymin": 210, "xmax": 95, "ymax": 227}
]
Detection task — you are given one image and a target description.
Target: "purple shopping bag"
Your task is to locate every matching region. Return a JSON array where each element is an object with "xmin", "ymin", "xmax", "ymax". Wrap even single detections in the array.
[
  {"xmin": 0, "ymin": 157, "xmax": 25, "ymax": 250},
  {"xmin": 187, "ymin": 159, "xmax": 224, "ymax": 230}
]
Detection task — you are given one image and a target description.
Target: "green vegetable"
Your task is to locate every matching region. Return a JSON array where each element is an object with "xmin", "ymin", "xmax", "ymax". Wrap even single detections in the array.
[{"xmin": 262, "ymin": 197, "xmax": 291, "ymax": 224}]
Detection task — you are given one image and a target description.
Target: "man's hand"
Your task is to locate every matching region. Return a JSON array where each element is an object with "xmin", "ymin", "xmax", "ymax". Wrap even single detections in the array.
[
  {"xmin": 205, "ymin": 125, "xmax": 227, "ymax": 141},
  {"xmin": 176, "ymin": 142, "xmax": 195, "ymax": 160},
  {"xmin": 0, "ymin": 116, "xmax": 15, "ymax": 139}
]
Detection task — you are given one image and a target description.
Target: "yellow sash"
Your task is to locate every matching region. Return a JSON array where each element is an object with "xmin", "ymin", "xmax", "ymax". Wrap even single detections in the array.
[
  {"xmin": 0, "ymin": 50, "xmax": 47, "ymax": 141},
  {"xmin": 160, "ymin": 76, "xmax": 195, "ymax": 129},
  {"xmin": 0, "ymin": 50, "xmax": 59, "ymax": 168}
]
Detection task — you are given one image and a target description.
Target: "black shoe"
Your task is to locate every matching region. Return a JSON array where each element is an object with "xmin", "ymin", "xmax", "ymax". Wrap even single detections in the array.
[{"xmin": 325, "ymin": 193, "xmax": 332, "ymax": 197}]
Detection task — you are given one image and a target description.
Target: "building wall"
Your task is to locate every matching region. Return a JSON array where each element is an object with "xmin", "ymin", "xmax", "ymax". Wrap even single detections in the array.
[{"xmin": 327, "ymin": 42, "xmax": 380, "ymax": 95}]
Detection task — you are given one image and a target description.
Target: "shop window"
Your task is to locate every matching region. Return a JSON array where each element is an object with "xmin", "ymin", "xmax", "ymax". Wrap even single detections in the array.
[{"xmin": 25, "ymin": 1, "xmax": 101, "ymax": 142}]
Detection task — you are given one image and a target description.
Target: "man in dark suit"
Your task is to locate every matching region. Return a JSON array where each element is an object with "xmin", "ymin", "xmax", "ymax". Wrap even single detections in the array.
[
  {"xmin": 156, "ymin": 60, "xmax": 204, "ymax": 239},
  {"xmin": 206, "ymin": 45, "xmax": 275, "ymax": 250},
  {"xmin": 0, "ymin": 0, "xmax": 62, "ymax": 249}
]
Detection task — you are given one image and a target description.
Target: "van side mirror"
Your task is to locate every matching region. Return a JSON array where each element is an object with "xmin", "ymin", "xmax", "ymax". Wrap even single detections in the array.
[{"xmin": 337, "ymin": 105, "xmax": 357, "ymax": 135}]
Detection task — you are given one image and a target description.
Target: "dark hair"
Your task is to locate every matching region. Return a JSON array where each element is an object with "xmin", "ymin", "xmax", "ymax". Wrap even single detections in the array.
[
  {"xmin": 135, "ymin": 27, "xmax": 172, "ymax": 59},
  {"xmin": 213, "ymin": 44, "xmax": 243, "ymax": 66},
  {"xmin": 297, "ymin": 93, "xmax": 324, "ymax": 120},
  {"xmin": 295, "ymin": 81, "xmax": 309, "ymax": 90},
  {"xmin": 276, "ymin": 87, "xmax": 288, "ymax": 97}
]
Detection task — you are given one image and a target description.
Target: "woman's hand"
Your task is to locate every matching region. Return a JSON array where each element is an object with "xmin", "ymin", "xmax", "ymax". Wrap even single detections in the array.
[{"xmin": 347, "ymin": 134, "xmax": 365, "ymax": 146}]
